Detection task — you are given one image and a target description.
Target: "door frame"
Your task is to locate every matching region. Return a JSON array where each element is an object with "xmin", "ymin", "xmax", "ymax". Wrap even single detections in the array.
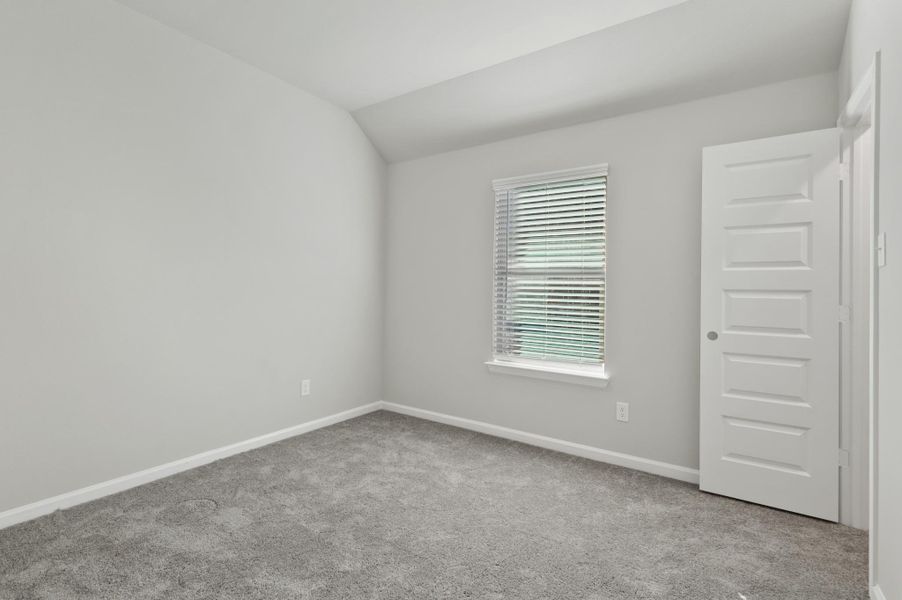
[{"xmin": 837, "ymin": 51, "xmax": 880, "ymax": 587}]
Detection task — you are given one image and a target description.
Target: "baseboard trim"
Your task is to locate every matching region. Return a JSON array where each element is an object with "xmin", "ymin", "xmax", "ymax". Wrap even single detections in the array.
[
  {"xmin": 1, "ymin": 400, "xmax": 701, "ymax": 530},
  {"xmin": 0, "ymin": 402, "xmax": 382, "ymax": 531},
  {"xmin": 871, "ymin": 584, "xmax": 887, "ymax": 600},
  {"xmin": 380, "ymin": 402, "xmax": 700, "ymax": 484}
]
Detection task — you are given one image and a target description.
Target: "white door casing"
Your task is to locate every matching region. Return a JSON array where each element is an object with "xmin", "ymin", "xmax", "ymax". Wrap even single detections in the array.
[{"xmin": 700, "ymin": 128, "xmax": 840, "ymax": 522}]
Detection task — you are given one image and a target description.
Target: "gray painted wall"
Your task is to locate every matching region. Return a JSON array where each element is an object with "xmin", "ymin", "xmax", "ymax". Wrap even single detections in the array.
[
  {"xmin": 0, "ymin": 0, "xmax": 386, "ymax": 513},
  {"xmin": 840, "ymin": 1, "xmax": 902, "ymax": 596},
  {"xmin": 384, "ymin": 73, "xmax": 838, "ymax": 472}
]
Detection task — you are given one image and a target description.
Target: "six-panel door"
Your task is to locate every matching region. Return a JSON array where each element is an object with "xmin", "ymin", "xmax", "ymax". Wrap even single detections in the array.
[{"xmin": 700, "ymin": 128, "xmax": 840, "ymax": 521}]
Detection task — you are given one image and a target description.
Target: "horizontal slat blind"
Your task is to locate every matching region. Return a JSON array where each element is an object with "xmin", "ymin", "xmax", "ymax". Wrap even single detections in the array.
[{"xmin": 493, "ymin": 166, "xmax": 606, "ymax": 365}]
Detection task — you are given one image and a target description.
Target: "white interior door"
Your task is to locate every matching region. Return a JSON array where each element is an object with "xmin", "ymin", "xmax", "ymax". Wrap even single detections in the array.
[{"xmin": 700, "ymin": 128, "xmax": 840, "ymax": 522}]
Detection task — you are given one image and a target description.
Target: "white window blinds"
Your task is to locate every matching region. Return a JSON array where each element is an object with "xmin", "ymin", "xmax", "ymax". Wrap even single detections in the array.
[{"xmin": 493, "ymin": 165, "xmax": 606, "ymax": 367}]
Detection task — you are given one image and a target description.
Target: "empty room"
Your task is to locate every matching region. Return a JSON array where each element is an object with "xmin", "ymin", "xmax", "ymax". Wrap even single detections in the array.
[{"xmin": 1, "ymin": 0, "xmax": 900, "ymax": 598}]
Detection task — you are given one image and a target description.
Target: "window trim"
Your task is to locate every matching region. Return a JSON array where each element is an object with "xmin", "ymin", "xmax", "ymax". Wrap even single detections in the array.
[
  {"xmin": 490, "ymin": 163, "xmax": 609, "ymax": 386},
  {"xmin": 485, "ymin": 358, "xmax": 610, "ymax": 388},
  {"xmin": 492, "ymin": 164, "xmax": 608, "ymax": 191}
]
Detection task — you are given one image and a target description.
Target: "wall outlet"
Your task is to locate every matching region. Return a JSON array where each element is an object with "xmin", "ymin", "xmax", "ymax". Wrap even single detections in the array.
[
  {"xmin": 301, "ymin": 379, "xmax": 311, "ymax": 397},
  {"xmin": 616, "ymin": 402, "xmax": 629, "ymax": 422}
]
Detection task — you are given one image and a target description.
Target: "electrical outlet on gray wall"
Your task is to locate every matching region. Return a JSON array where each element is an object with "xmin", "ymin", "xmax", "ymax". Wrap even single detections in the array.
[{"xmin": 616, "ymin": 402, "xmax": 629, "ymax": 422}]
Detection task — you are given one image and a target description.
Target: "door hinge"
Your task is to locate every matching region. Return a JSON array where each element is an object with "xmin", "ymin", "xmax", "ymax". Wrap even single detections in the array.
[
  {"xmin": 838, "ymin": 305, "xmax": 851, "ymax": 323},
  {"xmin": 838, "ymin": 449, "xmax": 850, "ymax": 468},
  {"xmin": 839, "ymin": 162, "xmax": 850, "ymax": 183},
  {"xmin": 877, "ymin": 232, "xmax": 887, "ymax": 267}
]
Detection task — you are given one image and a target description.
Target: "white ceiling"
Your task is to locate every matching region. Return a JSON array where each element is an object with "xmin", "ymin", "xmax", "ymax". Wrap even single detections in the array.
[
  {"xmin": 355, "ymin": 0, "xmax": 851, "ymax": 161},
  {"xmin": 114, "ymin": 0, "xmax": 689, "ymax": 111},
  {"xmin": 115, "ymin": 0, "xmax": 851, "ymax": 162}
]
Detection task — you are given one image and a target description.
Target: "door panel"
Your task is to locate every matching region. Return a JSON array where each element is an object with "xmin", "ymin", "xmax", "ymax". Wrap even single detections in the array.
[{"xmin": 700, "ymin": 128, "xmax": 840, "ymax": 521}]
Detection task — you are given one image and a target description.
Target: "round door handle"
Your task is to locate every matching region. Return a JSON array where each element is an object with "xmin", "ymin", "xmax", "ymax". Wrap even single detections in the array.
[{"xmin": 706, "ymin": 331, "xmax": 719, "ymax": 341}]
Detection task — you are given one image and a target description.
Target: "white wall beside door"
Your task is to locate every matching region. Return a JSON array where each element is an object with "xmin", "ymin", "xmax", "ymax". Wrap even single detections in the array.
[{"xmin": 384, "ymin": 74, "xmax": 839, "ymax": 476}]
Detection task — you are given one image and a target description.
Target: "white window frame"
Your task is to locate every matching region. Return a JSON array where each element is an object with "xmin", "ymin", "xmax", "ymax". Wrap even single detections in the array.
[{"xmin": 486, "ymin": 164, "xmax": 609, "ymax": 388}]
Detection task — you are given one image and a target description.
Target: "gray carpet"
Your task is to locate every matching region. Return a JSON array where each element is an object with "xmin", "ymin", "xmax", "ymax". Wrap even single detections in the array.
[{"xmin": 0, "ymin": 411, "xmax": 868, "ymax": 599}]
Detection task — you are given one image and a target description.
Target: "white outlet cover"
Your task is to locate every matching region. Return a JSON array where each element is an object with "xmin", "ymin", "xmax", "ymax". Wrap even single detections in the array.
[
  {"xmin": 616, "ymin": 402, "xmax": 629, "ymax": 422},
  {"xmin": 301, "ymin": 379, "xmax": 311, "ymax": 396}
]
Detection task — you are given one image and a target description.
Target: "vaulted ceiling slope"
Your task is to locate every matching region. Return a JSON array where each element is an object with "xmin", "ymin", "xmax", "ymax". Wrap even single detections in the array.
[
  {"xmin": 115, "ymin": 0, "xmax": 850, "ymax": 162},
  {"xmin": 356, "ymin": 0, "xmax": 851, "ymax": 161},
  {"xmin": 113, "ymin": 0, "xmax": 689, "ymax": 110}
]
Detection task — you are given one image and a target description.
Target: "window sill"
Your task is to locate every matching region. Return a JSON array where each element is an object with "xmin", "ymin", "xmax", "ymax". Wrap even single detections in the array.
[{"xmin": 485, "ymin": 360, "xmax": 610, "ymax": 388}]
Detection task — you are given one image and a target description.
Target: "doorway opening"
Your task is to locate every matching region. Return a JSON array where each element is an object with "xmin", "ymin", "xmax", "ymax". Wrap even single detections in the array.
[{"xmin": 838, "ymin": 51, "xmax": 879, "ymax": 586}]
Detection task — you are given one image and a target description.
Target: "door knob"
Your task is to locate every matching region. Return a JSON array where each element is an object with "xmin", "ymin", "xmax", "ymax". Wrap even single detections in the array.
[{"xmin": 707, "ymin": 331, "xmax": 718, "ymax": 341}]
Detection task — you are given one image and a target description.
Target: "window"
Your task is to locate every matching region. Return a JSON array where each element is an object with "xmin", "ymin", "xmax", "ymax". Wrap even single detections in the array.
[{"xmin": 487, "ymin": 164, "xmax": 608, "ymax": 387}]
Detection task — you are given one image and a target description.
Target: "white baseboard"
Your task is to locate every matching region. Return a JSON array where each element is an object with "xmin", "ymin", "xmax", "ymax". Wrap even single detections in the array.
[
  {"xmin": 1, "ymin": 400, "xmax": 700, "ymax": 531},
  {"xmin": 871, "ymin": 584, "xmax": 887, "ymax": 600},
  {"xmin": 380, "ymin": 402, "xmax": 700, "ymax": 484},
  {"xmin": 0, "ymin": 402, "xmax": 382, "ymax": 531}
]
